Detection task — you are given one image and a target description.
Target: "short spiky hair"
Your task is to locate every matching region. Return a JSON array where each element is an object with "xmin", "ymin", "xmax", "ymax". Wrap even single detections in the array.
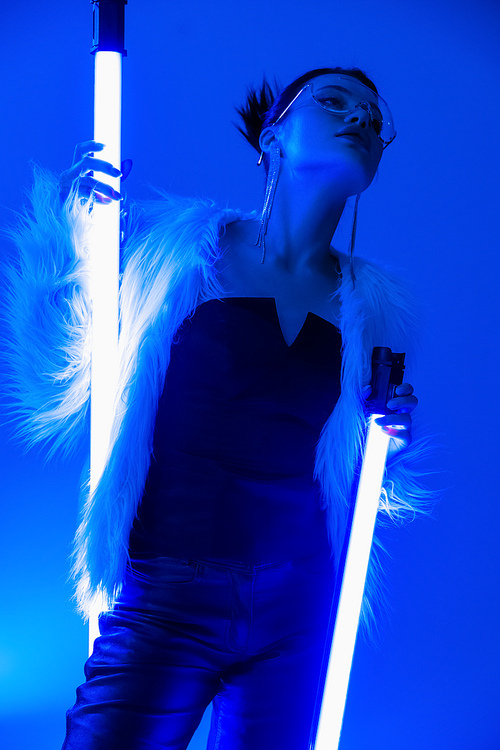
[{"xmin": 235, "ymin": 66, "xmax": 379, "ymax": 168}]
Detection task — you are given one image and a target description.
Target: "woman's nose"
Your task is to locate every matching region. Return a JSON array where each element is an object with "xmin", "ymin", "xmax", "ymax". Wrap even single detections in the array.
[{"xmin": 344, "ymin": 103, "xmax": 371, "ymax": 129}]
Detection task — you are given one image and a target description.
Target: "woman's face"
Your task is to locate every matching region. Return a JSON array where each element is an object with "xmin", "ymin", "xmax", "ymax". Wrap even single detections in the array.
[{"xmin": 271, "ymin": 74, "xmax": 385, "ymax": 196}]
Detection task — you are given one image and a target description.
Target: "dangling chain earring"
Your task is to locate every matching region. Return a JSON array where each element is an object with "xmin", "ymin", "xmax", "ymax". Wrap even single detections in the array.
[
  {"xmin": 348, "ymin": 194, "xmax": 361, "ymax": 287},
  {"xmin": 254, "ymin": 143, "xmax": 281, "ymax": 263}
]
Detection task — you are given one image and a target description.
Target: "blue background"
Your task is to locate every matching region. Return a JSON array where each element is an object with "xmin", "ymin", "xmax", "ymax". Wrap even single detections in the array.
[{"xmin": 0, "ymin": 1, "xmax": 499, "ymax": 747}]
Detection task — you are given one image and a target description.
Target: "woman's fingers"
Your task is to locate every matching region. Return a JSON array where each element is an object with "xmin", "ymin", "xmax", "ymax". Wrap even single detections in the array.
[
  {"xmin": 375, "ymin": 412, "xmax": 412, "ymax": 450},
  {"xmin": 395, "ymin": 383, "xmax": 413, "ymax": 395},
  {"xmin": 60, "ymin": 174, "xmax": 121, "ymax": 203},
  {"xmin": 374, "ymin": 412, "xmax": 412, "ymax": 430},
  {"xmin": 367, "ymin": 383, "xmax": 417, "ymax": 455},
  {"xmin": 361, "ymin": 382, "xmax": 418, "ymax": 413},
  {"xmin": 75, "ymin": 175, "xmax": 121, "ymax": 201},
  {"xmin": 61, "ymin": 141, "xmax": 131, "ymax": 203},
  {"xmin": 73, "ymin": 140, "xmax": 105, "ymax": 163},
  {"xmin": 60, "ymin": 143, "xmax": 123, "ymax": 202},
  {"xmin": 74, "ymin": 142, "xmax": 122, "ymax": 177},
  {"xmin": 77, "ymin": 155, "xmax": 122, "ymax": 178},
  {"xmin": 386, "ymin": 394, "xmax": 418, "ymax": 413},
  {"xmin": 60, "ymin": 157, "xmax": 120, "ymax": 190},
  {"xmin": 73, "ymin": 142, "xmax": 130, "ymax": 181},
  {"xmin": 386, "ymin": 383, "xmax": 418, "ymax": 413},
  {"xmin": 86, "ymin": 178, "xmax": 121, "ymax": 200}
]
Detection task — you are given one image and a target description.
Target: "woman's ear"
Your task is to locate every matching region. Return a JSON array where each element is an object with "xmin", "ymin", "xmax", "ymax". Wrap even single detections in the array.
[{"xmin": 259, "ymin": 127, "xmax": 279, "ymax": 155}]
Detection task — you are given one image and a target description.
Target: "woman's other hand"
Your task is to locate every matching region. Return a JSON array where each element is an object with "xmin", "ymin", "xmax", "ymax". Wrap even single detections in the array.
[
  {"xmin": 371, "ymin": 383, "xmax": 418, "ymax": 455},
  {"xmin": 59, "ymin": 140, "xmax": 133, "ymax": 204},
  {"xmin": 363, "ymin": 383, "xmax": 418, "ymax": 456}
]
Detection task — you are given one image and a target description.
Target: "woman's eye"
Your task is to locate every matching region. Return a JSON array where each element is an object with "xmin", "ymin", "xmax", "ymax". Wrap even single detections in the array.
[
  {"xmin": 318, "ymin": 96, "xmax": 344, "ymax": 109},
  {"xmin": 372, "ymin": 119, "xmax": 382, "ymax": 135}
]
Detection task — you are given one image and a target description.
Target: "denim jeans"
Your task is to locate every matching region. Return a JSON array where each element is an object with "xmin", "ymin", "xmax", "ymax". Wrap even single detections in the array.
[{"xmin": 62, "ymin": 547, "xmax": 336, "ymax": 750}]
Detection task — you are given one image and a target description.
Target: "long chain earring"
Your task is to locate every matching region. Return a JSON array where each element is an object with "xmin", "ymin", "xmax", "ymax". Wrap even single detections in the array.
[
  {"xmin": 348, "ymin": 193, "xmax": 361, "ymax": 287},
  {"xmin": 254, "ymin": 143, "xmax": 281, "ymax": 263}
]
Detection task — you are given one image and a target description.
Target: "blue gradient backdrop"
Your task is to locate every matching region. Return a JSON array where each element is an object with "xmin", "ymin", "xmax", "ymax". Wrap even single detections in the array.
[{"xmin": 1, "ymin": 1, "xmax": 499, "ymax": 748}]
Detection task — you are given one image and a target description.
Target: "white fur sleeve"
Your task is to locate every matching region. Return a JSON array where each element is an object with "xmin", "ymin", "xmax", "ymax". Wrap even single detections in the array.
[
  {"xmin": 359, "ymin": 258, "xmax": 436, "ymax": 525},
  {"xmin": 1, "ymin": 167, "xmax": 92, "ymax": 457},
  {"xmin": 350, "ymin": 257, "xmax": 437, "ymax": 632}
]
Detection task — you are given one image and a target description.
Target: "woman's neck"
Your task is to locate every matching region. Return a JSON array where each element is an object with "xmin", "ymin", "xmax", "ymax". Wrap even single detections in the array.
[{"xmin": 259, "ymin": 172, "xmax": 349, "ymax": 274}]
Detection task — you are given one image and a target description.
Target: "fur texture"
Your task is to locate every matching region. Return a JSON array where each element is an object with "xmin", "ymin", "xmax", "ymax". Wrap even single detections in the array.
[
  {"xmin": 3, "ymin": 169, "xmax": 434, "ymax": 627},
  {"xmin": 1, "ymin": 167, "xmax": 92, "ymax": 458}
]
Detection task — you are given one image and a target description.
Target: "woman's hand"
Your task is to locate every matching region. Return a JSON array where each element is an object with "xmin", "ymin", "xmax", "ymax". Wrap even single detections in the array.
[
  {"xmin": 59, "ymin": 140, "xmax": 133, "ymax": 204},
  {"xmin": 368, "ymin": 383, "xmax": 418, "ymax": 456}
]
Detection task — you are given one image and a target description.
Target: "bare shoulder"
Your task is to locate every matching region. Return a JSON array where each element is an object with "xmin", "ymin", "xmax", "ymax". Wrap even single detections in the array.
[
  {"xmin": 218, "ymin": 217, "xmax": 258, "ymax": 260},
  {"xmin": 220, "ymin": 217, "xmax": 255, "ymax": 244}
]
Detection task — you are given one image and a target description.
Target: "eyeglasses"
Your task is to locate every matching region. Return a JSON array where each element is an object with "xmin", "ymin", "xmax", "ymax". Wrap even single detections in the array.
[{"xmin": 272, "ymin": 74, "xmax": 397, "ymax": 149}]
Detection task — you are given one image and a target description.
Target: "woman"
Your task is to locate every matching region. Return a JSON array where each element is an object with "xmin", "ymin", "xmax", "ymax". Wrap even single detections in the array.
[{"xmin": 5, "ymin": 66, "xmax": 428, "ymax": 749}]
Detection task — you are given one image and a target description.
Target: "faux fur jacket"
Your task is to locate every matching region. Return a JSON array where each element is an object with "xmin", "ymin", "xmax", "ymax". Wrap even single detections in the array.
[{"xmin": 3, "ymin": 168, "xmax": 432, "ymax": 625}]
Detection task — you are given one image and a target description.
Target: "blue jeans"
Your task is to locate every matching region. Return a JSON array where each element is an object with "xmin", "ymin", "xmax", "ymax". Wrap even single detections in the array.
[{"xmin": 62, "ymin": 548, "xmax": 336, "ymax": 750}]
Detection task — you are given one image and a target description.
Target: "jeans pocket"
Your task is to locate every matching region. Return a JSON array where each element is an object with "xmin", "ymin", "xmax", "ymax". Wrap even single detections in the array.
[{"xmin": 127, "ymin": 556, "xmax": 200, "ymax": 587}]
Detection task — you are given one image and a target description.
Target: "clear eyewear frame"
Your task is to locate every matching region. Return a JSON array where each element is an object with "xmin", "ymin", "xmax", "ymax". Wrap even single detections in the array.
[{"xmin": 272, "ymin": 75, "xmax": 397, "ymax": 149}]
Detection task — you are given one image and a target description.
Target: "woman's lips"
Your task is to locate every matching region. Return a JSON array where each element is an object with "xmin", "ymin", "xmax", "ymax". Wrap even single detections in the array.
[{"xmin": 336, "ymin": 132, "xmax": 370, "ymax": 150}]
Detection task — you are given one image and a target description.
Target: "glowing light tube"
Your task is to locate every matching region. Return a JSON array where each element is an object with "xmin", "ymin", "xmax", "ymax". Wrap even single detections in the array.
[
  {"xmin": 88, "ymin": 50, "xmax": 122, "ymax": 653},
  {"xmin": 312, "ymin": 415, "xmax": 390, "ymax": 749}
]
